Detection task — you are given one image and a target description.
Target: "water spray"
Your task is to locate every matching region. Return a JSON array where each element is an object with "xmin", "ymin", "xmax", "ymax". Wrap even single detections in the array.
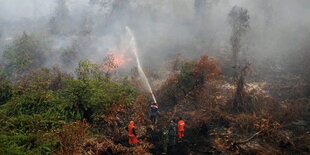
[{"xmin": 126, "ymin": 26, "xmax": 157, "ymax": 103}]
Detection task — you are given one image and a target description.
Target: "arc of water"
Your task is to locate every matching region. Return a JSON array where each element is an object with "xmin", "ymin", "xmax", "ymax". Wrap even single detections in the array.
[{"xmin": 126, "ymin": 26, "xmax": 157, "ymax": 103}]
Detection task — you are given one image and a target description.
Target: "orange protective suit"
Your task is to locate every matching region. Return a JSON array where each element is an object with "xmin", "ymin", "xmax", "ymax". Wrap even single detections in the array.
[
  {"xmin": 178, "ymin": 120, "xmax": 185, "ymax": 138},
  {"xmin": 127, "ymin": 121, "xmax": 138, "ymax": 144}
]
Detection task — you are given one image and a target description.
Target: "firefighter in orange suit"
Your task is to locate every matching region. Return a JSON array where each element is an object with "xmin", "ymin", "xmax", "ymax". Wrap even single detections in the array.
[
  {"xmin": 126, "ymin": 121, "xmax": 138, "ymax": 144},
  {"xmin": 178, "ymin": 117, "xmax": 185, "ymax": 139}
]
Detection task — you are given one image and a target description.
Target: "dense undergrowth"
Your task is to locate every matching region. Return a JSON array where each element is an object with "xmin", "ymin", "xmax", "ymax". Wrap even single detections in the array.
[{"xmin": 0, "ymin": 71, "xmax": 139, "ymax": 154}]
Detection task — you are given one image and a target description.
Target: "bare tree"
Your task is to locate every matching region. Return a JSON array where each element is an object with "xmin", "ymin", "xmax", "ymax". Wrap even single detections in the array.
[
  {"xmin": 228, "ymin": 6, "xmax": 250, "ymax": 77},
  {"xmin": 228, "ymin": 6, "xmax": 250, "ymax": 112},
  {"xmin": 233, "ymin": 62, "xmax": 251, "ymax": 112},
  {"xmin": 101, "ymin": 54, "xmax": 119, "ymax": 81}
]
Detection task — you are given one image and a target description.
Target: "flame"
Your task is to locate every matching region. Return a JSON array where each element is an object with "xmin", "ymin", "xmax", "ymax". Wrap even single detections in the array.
[{"xmin": 108, "ymin": 49, "xmax": 133, "ymax": 68}]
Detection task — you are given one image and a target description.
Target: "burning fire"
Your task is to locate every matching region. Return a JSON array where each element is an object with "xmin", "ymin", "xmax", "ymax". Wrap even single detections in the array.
[{"xmin": 107, "ymin": 49, "xmax": 133, "ymax": 68}]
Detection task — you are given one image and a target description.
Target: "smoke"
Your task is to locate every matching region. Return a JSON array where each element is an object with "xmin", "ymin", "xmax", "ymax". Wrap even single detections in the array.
[
  {"xmin": 126, "ymin": 26, "xmax": 157, "ymax": 103},
  {"xmin": 0, "ymin": 0, "xmax": 309, "ymax": 76}
]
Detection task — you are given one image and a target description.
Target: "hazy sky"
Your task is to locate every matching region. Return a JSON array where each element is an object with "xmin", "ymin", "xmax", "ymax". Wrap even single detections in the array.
[
  {"xmin": 1, "ymin": 0, "xmax": 309, "ymax": 22},
  {"xmin": 0, "ymin": 0, "xmax": 90, "ymax": 21},
  {"xmin": 1, "ymin": 0, "xmax": 309, "ymax": 71},
  {"xmin": 0, "ymin": 0, "xmax": 51, "ymax": 20}
]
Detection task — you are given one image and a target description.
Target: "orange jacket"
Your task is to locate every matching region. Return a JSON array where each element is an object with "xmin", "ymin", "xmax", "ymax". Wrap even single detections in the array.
[
  {"xmin": 178, "ymin": 120, "xmax": 185, "ymax": 131},
  {"xmin": 127, "ymin": 121, "xmax": 136, "ymax": 137}
]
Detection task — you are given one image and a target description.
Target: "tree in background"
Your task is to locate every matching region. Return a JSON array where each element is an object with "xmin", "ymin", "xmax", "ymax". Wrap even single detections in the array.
[
  {"xmin": 228, "ymin": 6, "xmax": 250, "ymax": 112},
  {"xmin": 75, "ymin": 54, "xmax": 118, "ymax": 81},
  {"xmin": 61, "ymin": 47, "xmax": 79, "ymax": 71},
  {"xmin": 75, "ymin": 60, "xmax": 102, "ymax": 80},
  {"xmin": 228, "ymin": 6, "xmax": 250, "ymax": 78},
  {"xmin": 1, "ymin": 33, "xmax": 48, "ymax": 80}
]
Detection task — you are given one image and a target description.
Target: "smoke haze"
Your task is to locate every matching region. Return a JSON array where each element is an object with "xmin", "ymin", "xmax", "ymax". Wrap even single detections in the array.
[{"xmin": 0, "ymin": 0, "xmax": 309, "ymax": 74}]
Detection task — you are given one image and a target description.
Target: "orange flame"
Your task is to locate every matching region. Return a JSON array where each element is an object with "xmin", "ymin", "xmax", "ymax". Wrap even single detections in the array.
[{"xmin": 108, "ymin": 49, "xmax": 133, "ymax": 68}]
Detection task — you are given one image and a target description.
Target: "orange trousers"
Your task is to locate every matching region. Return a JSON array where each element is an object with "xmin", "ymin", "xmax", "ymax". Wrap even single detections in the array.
[
  {"xmin": 178, "ymin": 131, "xmax": 184, "ymax": 138},
  {"xmin": 128, "ymin": 136, "xmax": 138, "ymax": 144}
]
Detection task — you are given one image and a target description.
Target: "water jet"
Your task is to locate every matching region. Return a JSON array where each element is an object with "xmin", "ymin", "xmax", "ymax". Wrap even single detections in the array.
[{"xmin": 126, "ymin": 26, "xmax": 157, "ymax": 103}]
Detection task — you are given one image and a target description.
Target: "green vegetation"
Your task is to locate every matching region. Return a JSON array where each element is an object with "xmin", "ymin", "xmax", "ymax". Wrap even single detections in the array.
[
  {"xmin": 0, "ymin": 33, "xmax": 138, "ymax": 154},
  {"xmin": 1, "ymin": 33, "xmax": 49, "ymax": 80},
  {"xmin": 177, "ymin": 61, "xmax": 196, "ymax": 95}
]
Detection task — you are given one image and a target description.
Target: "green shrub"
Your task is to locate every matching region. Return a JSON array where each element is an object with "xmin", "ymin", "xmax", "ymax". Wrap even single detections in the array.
[
  {"xmin": 62, "ymin": 79, "xmax": 138, "ymax": 122},
  {"xmin": 0, "ymin": 80, "xmax": 12, "ymax": 105}
]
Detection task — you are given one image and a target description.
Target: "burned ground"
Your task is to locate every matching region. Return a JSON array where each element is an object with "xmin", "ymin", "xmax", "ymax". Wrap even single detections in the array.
[{"xmin": 66, "ymin": 54, "xmax": 309, "ymax": 155}]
